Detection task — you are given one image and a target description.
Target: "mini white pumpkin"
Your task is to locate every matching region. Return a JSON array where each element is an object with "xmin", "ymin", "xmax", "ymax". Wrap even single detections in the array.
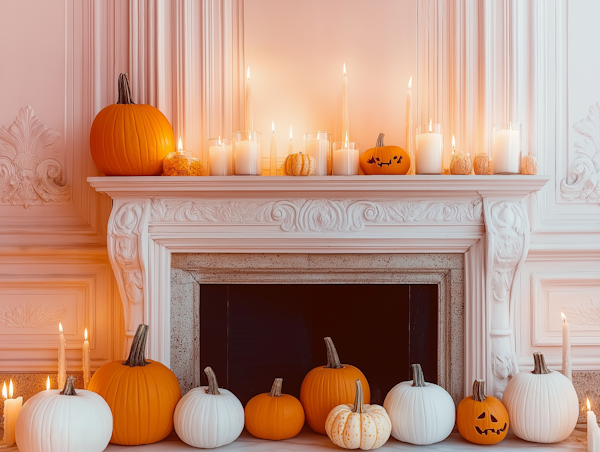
[
  {"xmin": 383, "ymin": 364, "xmax": 455, "ymax": 445},
  {"xmin": 325, "ymin": 379, "xmax": 391, "ymax": 450},
  {"xmin": 15, "ymin": 376, "xmax": 112, "ymax": 452},
  {"xmin": 503, "ymin": 352, "xmax": 578, "ymax": 443},
  {"xmin": 174, "ymin": 366, "xmax": 244, "ymax": 448}
]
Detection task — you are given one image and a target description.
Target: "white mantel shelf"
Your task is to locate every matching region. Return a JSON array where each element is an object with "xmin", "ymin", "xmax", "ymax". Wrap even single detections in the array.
[{"xmin": 89, "ymin": 174, "xmax": 549, "ymax": 401}]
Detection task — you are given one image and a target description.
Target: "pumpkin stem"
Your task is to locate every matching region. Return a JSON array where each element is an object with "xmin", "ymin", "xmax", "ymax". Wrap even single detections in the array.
[
  {"xmin": 117, "ymin": 73, "xmax": 135, "ymax": 105},
  {"xmin": 411, "ymin": 363, "xmax": 426, "ymax": 387},
  {"xmin": 352, "ymin": 379, "xmax": 365, "ymax": 414},
  {"xmin": 532, "ymin": 352, "xmax": 551, "ymax": 375},
  {"xmin": 60, "ymin": 376, "xmax": 77, "ymax": 396},
  {"xmin": 123, "ymin": 324, "xmax": 150, "ymax": 367},
  {"xmin": 472, "ymin": 379, "xmax": 487, "ymax": 402},
  {"xmin": 324, "ymin": 337, "xmax": 344, "ymax": 369},
  {"xmin": 269, "ymin": 378, "xmax": 283, "ymax": 397},
  {"xmin": 204, "ymin": 367, "xmax": 221, "ymax": 395},
  {"xmin": 376, "ymin": 133, "xmax": 385, "ymax": 147}
]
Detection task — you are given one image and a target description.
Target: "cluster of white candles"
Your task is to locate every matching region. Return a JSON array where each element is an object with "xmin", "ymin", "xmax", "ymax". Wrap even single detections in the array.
[{"xmin": 58, "ymin": 323, "xmax": 91, "ymax": 390}]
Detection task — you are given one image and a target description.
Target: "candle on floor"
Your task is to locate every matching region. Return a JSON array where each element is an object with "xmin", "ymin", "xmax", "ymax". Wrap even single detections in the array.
[
  {"xmin": 209, "ymin": 137, "xmax": 233, "ymax": 176},
  {"xmin": 304, "ymin": 131, "xmax": 331, "ymax": 176},
  {"xmin": 270, "ymin": 122, "xmax": 278, "ymax": 176},
  {"xmin": 58, "ymin": 322, "xmax": 66, "ymax": 390},
  {"xmin": 562, "ymin": 312, "xmax": 572, "ymax": 382},
  {"xmin": 332, "ymin": 133, "xmax": 359, "ymax": 176},
  {"xmin": 2, "ymin": 380, "xmax": 23, "ymax": 447},
  {"xmin": 588, "ymin": 399, "xmax": 600, "ymax": 452},
  {"xmin": 245, "ymin": 67, "xmax": 253, "ymax": 131},
  {"xmin": 492, "ymin": 122, "xmax": 521, "ymax": 174},
  {"xmin": 406, "ymin": 76, "xmax": 414, "ymax": 174},
  {"xmin": 342, "ymin": 63, "xmax": 349, "ymax": 143},
  {"xmin": 234, "ymin": 131, "xmax": 261, "ymax": 175},
  {"xmin": 416, "ymin": 120, "xmax": 443, "ymax": 174},
  {"xmin": 83, "ymin": 328, "xmax": 91, "ymax": 389}
]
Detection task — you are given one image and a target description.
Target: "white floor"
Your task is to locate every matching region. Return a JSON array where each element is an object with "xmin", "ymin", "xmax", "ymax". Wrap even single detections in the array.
[{"xmin": 1, "ymin": 428, "xmax": 586, "ymax": 451}]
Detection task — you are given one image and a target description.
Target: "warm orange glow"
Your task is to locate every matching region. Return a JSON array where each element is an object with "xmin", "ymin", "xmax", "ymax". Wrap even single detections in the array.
[
  {"xmin": 9, "ymin": 380, "xmax": 13, "ymax": 399},
  {"xmin": 452, "ymin": 135, "xmax": 456, "ymax": 153},
  {"xmin": 289, "ymin": 126, "xmax": 293, "ymax": 141},
  {"xmin": 429, "ymin": 119, "xmax": 432, "ymax": 133},
  {"xmin": 561, "ymin": 312, "xmax": 567, "ymax": 323},
  {"xmin": 272, "ymin": 121, "xmax": 275, "ymax": 133},
  {"xmin": 85, "ymin": 328, "xmax": 88, "ymax": 341},
  {"xmin": 178, "ymin": 138, "xmax": 183, "ymax": 152},
  {"xmin": 343, "ymin": 63, "xmax": 346, "ymax": 76},
  {"xmin": 59, "ymin": 322, "xmax": 63, "ymax": 333},
  {"xmin": 2, "ymin": 382, "xmax": 6, "ymax": 399},
  {"xmin": 408, "ymin": 76, "xmax": 412, "ymax": 89},
  {"xmin": 218, "ymin": 136, "xmax": 221, "ymax": 146},
  {"xmin": 46, "ymin": 376, "xmax": 51, "ymax": 391},
  {"xmin": 345, "ymin": 131, "xmax": 349, "ymax": 145},
  {"xmin": 588, "ymin": 398, "xmax": 592, "ymax": 411},
  {"xmin": 247, "ymin": 66, "xmax": 250, "ymax": 80}
]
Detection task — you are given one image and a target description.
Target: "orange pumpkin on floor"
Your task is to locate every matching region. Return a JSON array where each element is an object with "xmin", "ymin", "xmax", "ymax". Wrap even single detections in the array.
[
  {"xmin": 88, "ymin": 324, "xmax": 181, "ymax": 445},
  {"xmin": 90, "ymin": 73, "xmax": 175, "ymax": 176},
  {"xmin": 457, "ymin": 379, "xmax": 509, "ymax": 445},
  {"xmin": 245, "ymin": 378, "xmax": 305, "ymax": 440},
  {"xmin": 300, "ymin": 337, "xmax": 370, "ymax": 434}
]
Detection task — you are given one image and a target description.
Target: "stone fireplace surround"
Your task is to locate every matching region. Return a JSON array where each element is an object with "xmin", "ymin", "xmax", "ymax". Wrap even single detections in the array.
[{"xmin": 88, "ymin": 175, "xmax": 550, "ymax": 400}]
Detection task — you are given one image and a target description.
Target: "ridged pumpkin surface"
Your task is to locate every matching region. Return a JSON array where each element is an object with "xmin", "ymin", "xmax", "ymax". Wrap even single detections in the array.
[
  {"xmin": 360, "ymin": 133, "xmax": 410, "ymax": 175},
  {"xmin": 284, "ymin": 152, "xmax": 316, "ymax": 176},
  {"xmin": 90, "ymin": 74, "xmax": 175, "ymax": 176},
  {"xmin": 300, "ymin": 338, "xmax": 370, "ymax": 435}
]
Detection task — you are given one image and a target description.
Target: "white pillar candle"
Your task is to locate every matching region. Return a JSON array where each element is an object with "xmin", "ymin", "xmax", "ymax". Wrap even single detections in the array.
[
  {"xmin": 588, "ymin": 399, "xmax": 600, "ymax": 452},
  {"xmin": 58, "ymin": 322, "xmax": 66, "ymax": 390},
  {"xmin": 270, "ymin": 122, "xmax": 277, "ymax": 176},
  {"xmin": 416, "ymin": 121, "xmax": 443, "ymax": 174},
  {"xmin": 342, "ymin": 63, "xmax": 349, "ymax": 143},
  {"xmin": 2, "ymin": 380, "xmax": 22, "ymax": 447},
  {"xmin": 245, "ymin": 67, "xmax": 253, "ymax": 132},
  {"xmin": 333, "ymin": 136, "xmax": 359, "ymax": 176},
  {"xmin": 562, "ymin": 312, "xmax": 572, "ymax": 382},
  {"xmin": 234, "ymin": 140, "xmax": 260, "ymax": 175},
  {"xmin": 304, "ymin": 131, "xmax": 330, "ymax": 176},
  {"xmin": 492, "ymin": 126, "xmax": 521, "ymax": 174},
  {"xmin": 209, "ymin": 137, "xmax": 232, "ymax": 176},
  {"xmin": 406, "ymin": 76, "xmax": 414, "ymax": 175},
  {"xmin": 83, "ymin": 328, "xmax": 91, "ymax": 390}
]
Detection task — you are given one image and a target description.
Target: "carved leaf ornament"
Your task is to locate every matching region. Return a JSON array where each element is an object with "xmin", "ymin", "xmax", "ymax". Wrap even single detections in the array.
[
  {"xmin": 562, "ymin": 299, "xmax": 600, "ymax": 327},
  {"xmin": 0, "ymin": 106, "xmax": 70, "ymax": 208},
  {"xmin": 0, "ymin": 301, "xmax": 67, "ymax": 328},
  {"xmin": 561, "ymin": 102, "xmax": 600, "ymax": 203}
]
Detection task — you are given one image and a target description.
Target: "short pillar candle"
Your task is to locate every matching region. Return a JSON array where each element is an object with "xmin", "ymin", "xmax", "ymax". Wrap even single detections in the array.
[
  {"xmin": 416, "ymin": 121, "xmax": 443, "ymax": 174},
  {"xmin": 304, "ymin": 131, "xmax": 332, "ymax": 176},
  {"xmin": 208, "ymin": 137, "xmax": 233, "ymax": 176},
  {"xmin": 332, "ymin": 137, "xmax": 359, "ymax": 176},
  {"xmin": 492, "ymin": 122, "xmax": 521, "ymax": 174},
  {"xmin": 233, "ymin": 131, "xmax": 261, "ymax": 176}
]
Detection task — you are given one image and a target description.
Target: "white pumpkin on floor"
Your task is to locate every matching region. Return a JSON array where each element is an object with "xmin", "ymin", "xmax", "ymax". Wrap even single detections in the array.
[
  {"xmin": 383, "ymin": 364, "xmax": 455, "ymax": 445},
  {"xmin": 15, "ymin": 376, "xmax": 112, "ymax": 452},
  {"xmin": 325, "ymin": 379, "xmax": 391, "ymax": 450},
  {"xmin": 174, "ymin": 366, "xmax": 244, "ymax": 448},
  {"xmin": 502, "ymin": 352, "xmax": 578, "ymax": 443}
]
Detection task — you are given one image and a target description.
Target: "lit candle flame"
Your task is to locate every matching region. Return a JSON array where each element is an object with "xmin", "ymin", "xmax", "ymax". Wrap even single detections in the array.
[
  {"xmin": 345, "ymin": 131, "xmax": 349, "ymax": 147},
  {"xmin": 247, "ymin": 66, "xmax": 250, "ymax": 80},
  {"xmin": 2, "ymin": 382, "xmax": 6, "ymax": 399},
  {"xmin": 429, "ymin": 119, "xmax": 432, "ymax": 133},
  {"xmin": 289, "ymin": 126, "xmax": 293, "ymax": 141},
  {"xmin": 85, "ymin": 328, "xmax": 88, "ymax": 341},
  {"xmin": 46, "ymin": 376, "xmax": 50, "ymax": 390},
  {"xmin": 343, "ymin": 63, "xmax": 346, "ymax": 76},
  {"xmin": 178, "ymin": 138, "xmax": 183, "ymax": 152},
  {"xmin": 452, "ymin": 135, "xmax": 455, "ymax": 154},
  {"xmin": 408, "ymin": 76, "xmax": 412, "ymax": 89},
  {"xmin": 561, "ymin": 312, "xmax": 567, "ymax": 323},
  {"xmin": 588, "ymin": 398, "xmax": 592, "ymax": 411},
  {"xmin": 59, "ymin": 322, "xmax": 63, "ymax": 333},
  {"xmin": 272, "ymin": 121, "xmax": 275, "ymax": 133},
  {"xmin": 9, "ymin": 380, "xmax": 13, "ymax": 399}
]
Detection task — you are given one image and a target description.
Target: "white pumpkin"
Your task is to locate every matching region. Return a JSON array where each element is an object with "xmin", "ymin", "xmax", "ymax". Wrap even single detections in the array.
[
  {"xmin": 325, "ymin": 379, "xmax": 391, "ymax": 450},
  {"xmin": 503, "ymin": 352, "xmax": 578, "ymax": 443},
  {"xmin": 174, "ymin": 367, "xmax": 244, "ymax": 448},
  {"xmin": 383, "ymin": 364, "xmax": 455, "ymax": 445},
  {"xmin": 15, "ymin": 376, "xmax": 112, "ymax": 452}
]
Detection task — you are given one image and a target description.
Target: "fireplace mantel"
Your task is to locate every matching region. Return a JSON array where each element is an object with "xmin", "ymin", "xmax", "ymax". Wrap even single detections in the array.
[{"xmin": 89, "ymin": 175, "xmax": 549, "ymax": 398}]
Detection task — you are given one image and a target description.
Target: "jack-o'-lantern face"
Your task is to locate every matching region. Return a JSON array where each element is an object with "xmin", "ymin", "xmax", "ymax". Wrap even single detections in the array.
[
  {"xmin": 474, "ymin": 410, "xmax": 508, "ymax": 437},
  {"xmin": 359, "ymin": 134, "xmax": 411, "ymax": 175}
]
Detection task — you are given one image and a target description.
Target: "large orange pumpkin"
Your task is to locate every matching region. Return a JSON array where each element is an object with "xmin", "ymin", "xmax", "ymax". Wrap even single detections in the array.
[
  {"xmin": 88, "ymin": 324, "xmax": 181, "ymax": 445},
  {"xmin": 359, "ymin": 133, "xmax": 410, "ymax": 175},
  {"xmin": 300, "ymin": 337, "xmax": 370, "ymax": 435},
  {"xmin": 245, "ymin": 378, "xmax": 305, "ymax": 440},
  {"xmin": 90, "ymin": 73, "xmax": 175, "ymax": 176},
  {"xmin": 457, "ymin": 379, "xmax": 509, "ymax": 445}
]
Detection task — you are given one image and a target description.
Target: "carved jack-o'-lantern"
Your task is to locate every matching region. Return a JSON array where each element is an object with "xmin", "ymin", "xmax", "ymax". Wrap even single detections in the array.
[
  {"xmin": 457, "ymin": 380, "xmax": 509, "ymax": 445},
  {"xmin": 359, "ymin": 133, "xmax": 410, "ymax": 175}
]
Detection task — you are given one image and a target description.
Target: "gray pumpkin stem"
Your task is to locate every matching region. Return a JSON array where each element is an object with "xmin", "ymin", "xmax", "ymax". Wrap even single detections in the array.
[
  {"xmin": 532, "ymin": 352, "xmax": 551, "ymax": 375},
  {"xmin": 269, "ymin": 378, "xmax": 283, "ymax": 397},
  {"xmin": 60, "ymin": 376, "xmax": 77, "ymax": 396},
  {"xmin": 352, "ymin": 379, "xmax": 365, "ymax": 414},
  {"xmin": 117, "ymin": 73, "xmax": 135, "ymax": 105},
  {"xmin": 411, "ymin": 363, "xmax": 426, "ymax": 387},
  {"xmin": 123, "ymin": 324, "xmax": 150, "ymax": 367},
  {"xmin": 472, "ymin": 379, "xmax": 487, "ymax": 402},
  {"xmin": 324, "ymin": 337, "xmax": 344, "ymax": 369},
  {"xmin": 376, "ymin": 133, "xmax": 385, "ymax": 147},
  {"xmin": 204, "ymin": 367, "xmax": 221, "ymax": 395}
]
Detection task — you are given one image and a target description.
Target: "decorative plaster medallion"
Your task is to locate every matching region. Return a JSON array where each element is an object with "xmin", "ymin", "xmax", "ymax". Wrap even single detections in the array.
[
  {"xmin": 563, "ymin": 299, "xmax": 600, "ymax": 327},
  {"xmin": 0, "ymin": 106, "xmax": 71, "ymax": 208},
  {"xmin": 151, "ymin": 198, "xmax": 483, "ymax": 232},
  {"xmin": 561, "ymin": 102, "xmax": 600, "ymax": 204},
  {"xmin": 0, "ymin": 301, "xmax": 67, "ymax": 328}
]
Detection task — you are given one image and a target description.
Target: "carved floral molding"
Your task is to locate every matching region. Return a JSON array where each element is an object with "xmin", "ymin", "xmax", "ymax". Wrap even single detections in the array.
[
  {"xmin": 561, "ymin": 102, "xmax": 600, "ymax": 204},
  {"xmin": 0, "ymin": 301, "xmax": 67, "ymax": 328},
  {"xmin": 151, "ymin": 198, "xmax": 483, "ymax": 232},
  {"xmin": 0, "ymin": 106, "xmax": 71, "ymax": 208},
  {"xmin": 563, "ymin": 299, "xmax": 600, "ymax": 327}
]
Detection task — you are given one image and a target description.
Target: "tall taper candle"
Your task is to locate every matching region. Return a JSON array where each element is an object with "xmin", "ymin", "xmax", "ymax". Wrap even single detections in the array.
[
  {"xmin": 342, "ymin": 63, "xmax": 349, "ymax": 142},
  {"xmin": 2, "ymin": 380, "xmax": 23, "ymax": 447},
  {"xmin": 562, "ymin": 312, "xmax": 572, "ymax": 382},
  {"xmin": 245, "ymin": 67, "xmax": 253, "ymax": 131},
  {"xmin": 288, "ymin": 126, "xmax": 294, "ymax": 155},
  {"xmin": 270, "ymin": 121, "xmax": 277, "ymax": 175},
  {"xmin": 406, "ymin": 76, "xmax": 414, "ymax": 175},
  {"xmin": 58, "ymin": 322, "xmax": 66, "ymax": 390},
  {"xmin": 83, "ymin": 328, "xmax": 91, "ymax": 389}
]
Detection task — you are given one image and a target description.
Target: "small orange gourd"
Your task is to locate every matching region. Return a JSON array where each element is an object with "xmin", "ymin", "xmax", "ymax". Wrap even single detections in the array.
[
  {"xmin": 245, "ymin": 378, "xmax": 305, "ymax": 440},
  {"xmin": 90, "ymin": 74, "xmax": 175, "ymax": 176},
  {"xmin": 359, "ymin": 133, "xmax": 410, "ymax": 175},
  {"xmin": 283, "ymin": 152, "xmax": 316, "ymax": 176},
  {"xmin": 521, "ymin": 153, "xmax": 538, "ymax": 175},
  {"xmin": 457, "ymin": 379, "xmax": 509, "ymax": 445},
  {"xmin": 88, "ymin": 324, "xmax": 181, "ymax": 445},
  {"xmin": 300, "ymin": 337, "xmax": 370, "ymax": 435}
]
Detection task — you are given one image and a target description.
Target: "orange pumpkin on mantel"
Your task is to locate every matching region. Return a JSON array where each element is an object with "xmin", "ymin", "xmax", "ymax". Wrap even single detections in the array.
[
  {"xmin": 300, "ymin": 337, "xmax": 370, "ymax": 434},
  {"xmin": 88, "ymin": 324, "xmax": 181, "ymax": 445},
  {"xmin": 90, "ymin": 73, "xmax": 175, "ymax": 176},
  {"xmin": 359, "ymin": 133, "xmax": 410, "ymax": 175}
]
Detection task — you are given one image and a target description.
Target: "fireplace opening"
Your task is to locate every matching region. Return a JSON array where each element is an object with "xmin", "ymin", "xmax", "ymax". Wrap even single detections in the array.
[{"xmin": 199, "ymin": 284, "xmax": 438, "ymax": 406}]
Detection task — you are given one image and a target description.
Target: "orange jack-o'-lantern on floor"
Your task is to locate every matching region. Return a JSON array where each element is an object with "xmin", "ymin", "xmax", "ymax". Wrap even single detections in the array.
[{"xmin": 457, "ymin": 379, "xmax": 509, "ymax": 445}]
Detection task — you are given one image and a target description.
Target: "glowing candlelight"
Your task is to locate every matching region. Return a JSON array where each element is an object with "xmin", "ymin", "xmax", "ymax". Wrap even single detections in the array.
[
  {"xmin": 2, "ymin": 379, "xmax": 23, "ymax": 446},
  {"xmin": 270, "ymin": 121, "xmax": 277, "ymax": 175},
  {"xmin": 562, "ymin": 312, "xmax": 572, "ymax": 382},
  {"xmin": 342, "ymin": 63, "xmax": 349, "ymax": 143},
  {"xmin": 58, "ymin": 323, "xmax": 66, "ymax": 390},
  {"xmin": 83, "ymin": 328, "xmax": 91, "ymax": 389},
  {"xmin": 46, "ymin": 375, "xmax": 50, "ymax": 391}
]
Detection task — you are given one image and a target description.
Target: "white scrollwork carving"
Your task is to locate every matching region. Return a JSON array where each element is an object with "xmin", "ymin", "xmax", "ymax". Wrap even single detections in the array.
[
  {"xmin": 0, "ymin": 106, "xmax": 71, "ymax": 208},
  {"xmin": 563, "ymin": 299, "xmax": 600, "ymax": 327},
  {"xmin": 151, "ymin": 198, "xmax": 483, "ymax": 232},
  {"xmin": 0, "ymin": 301, "xmax": 67, "ymax": 328},
  {"xmin": 561, "ymin": 102, "xmax": 600, "ymax": 204}
]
